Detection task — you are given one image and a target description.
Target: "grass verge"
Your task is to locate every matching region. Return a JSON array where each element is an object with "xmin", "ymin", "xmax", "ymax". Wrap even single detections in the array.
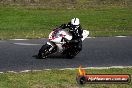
[
  {"xmin": 0, "ymin": 68, "xmax": 132, "ymax": 88},
  {"xmin": 0, "ymin": 6, "xmax": 132, "ymax": 39}
]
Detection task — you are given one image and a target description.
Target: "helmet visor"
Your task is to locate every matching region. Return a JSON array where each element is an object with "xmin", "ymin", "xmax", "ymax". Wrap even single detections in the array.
[{"xmin": 71, "ymin": 24, "xmax": 79, "ymax": 29}]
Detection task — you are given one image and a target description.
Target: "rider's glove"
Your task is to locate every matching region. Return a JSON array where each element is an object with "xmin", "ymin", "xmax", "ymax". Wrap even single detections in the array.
[{"xmin": 59, "ymin": 24, "xmax": 67, "ymax": 29}]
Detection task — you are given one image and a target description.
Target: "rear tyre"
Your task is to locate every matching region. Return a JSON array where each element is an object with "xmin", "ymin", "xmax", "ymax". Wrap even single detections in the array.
[
  {"xmin": 66, "ymin": 51, "xmax": 74, "ymax": 59},
  {"xmin": 65, "ymin": 49, "xmax": 77, "ymax": 59}
]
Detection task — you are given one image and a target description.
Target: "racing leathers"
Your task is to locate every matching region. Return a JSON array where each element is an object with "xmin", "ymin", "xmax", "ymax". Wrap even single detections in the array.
[{"xmin": 60, "ymin": 22, "xmax": 83, "ymax": 51}]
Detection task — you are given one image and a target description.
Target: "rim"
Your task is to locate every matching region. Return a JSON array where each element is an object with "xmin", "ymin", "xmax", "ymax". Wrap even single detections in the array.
[{"xmin": 41, "ymin": 49, "xmax": 48, "ymax": 59}]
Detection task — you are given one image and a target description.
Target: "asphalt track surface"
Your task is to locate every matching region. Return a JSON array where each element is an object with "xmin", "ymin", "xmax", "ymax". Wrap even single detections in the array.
[{"xmin": 0, "ymin": 37, "xmax": 132, "ymax": 72}]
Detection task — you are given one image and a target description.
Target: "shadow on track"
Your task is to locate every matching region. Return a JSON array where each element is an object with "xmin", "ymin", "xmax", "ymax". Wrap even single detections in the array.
[{"xmin": 32, "ymin": 54, "xmax": 72, "ymax": 59}]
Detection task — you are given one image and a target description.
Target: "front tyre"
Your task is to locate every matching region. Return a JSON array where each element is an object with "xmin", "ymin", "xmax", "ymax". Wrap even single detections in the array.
[{"xmin": 38, "ymin": 44, "xmax": 51, "ymax": 59}]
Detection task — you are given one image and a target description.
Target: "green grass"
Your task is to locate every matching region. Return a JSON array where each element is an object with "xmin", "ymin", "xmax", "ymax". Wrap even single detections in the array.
[
  {"xmin": 0, "ymin": 6, "xmax": 132, "ymax": 39},
  {"xmin": 0, "ymin": 68, "xmax": 132, "ymax": 88}
]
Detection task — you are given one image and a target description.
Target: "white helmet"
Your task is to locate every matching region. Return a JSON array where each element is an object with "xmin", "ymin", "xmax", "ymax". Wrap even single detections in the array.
[{"xmin": 71, "ymin": 18, "xmax": 80, "ymax": 26}]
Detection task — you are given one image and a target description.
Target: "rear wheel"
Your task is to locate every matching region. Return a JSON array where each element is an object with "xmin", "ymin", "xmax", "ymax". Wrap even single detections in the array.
[
  {"xmin": 66, "ymin": 52, "xmax": 75, "ymax": 59},
  {"xmin": 62, "ymin": 43, "xmax": 80, "ymax": 59},
  {"xmin": 66, "ymin": 49, "xmax": 79, "ymax": 59}
]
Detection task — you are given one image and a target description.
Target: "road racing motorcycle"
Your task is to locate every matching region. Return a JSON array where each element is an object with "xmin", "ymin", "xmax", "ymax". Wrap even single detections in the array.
[{"xmin": 38, "ymin": 28, "xmax": 89, "ymax": 59}]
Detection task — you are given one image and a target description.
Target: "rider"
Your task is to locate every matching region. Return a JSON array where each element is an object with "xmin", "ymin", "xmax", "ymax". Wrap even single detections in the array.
[{"xmin": 59, "ymin": 18, "xmax": 83, "ymax": 51}]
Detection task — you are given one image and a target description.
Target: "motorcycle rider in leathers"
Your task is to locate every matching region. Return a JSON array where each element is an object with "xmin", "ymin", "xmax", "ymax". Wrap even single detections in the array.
[{"xmin": 59, "ymin": 18, "xmax": 83, "ymax": 52}]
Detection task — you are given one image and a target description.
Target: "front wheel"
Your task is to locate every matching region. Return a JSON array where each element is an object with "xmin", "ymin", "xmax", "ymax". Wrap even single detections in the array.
[{"xmin": 38, "ymin": 44, "xmax": 51, "ymax": 59}]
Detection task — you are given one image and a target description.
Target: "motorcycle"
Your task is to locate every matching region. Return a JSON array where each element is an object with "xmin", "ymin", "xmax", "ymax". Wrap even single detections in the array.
[{"xmin": 38, "ymin": 28, "xmax": 89, "ymax": 59}]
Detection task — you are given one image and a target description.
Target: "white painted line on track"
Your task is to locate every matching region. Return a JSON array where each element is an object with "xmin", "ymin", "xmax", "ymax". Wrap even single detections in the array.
[
  {"xmin": 10, "ymin": 39, "xmax": 29, "ymax": 40},
  {"xmin": 86, "ymin": 37, "xmax": 95, "ymax": 38},
  {"xmin": 8, "ymin": 36, "xmax": 129, "ymax": 41},
  {"xmin": 0, "ymin": 72, "xmax": 4, "ymax": 74},
  {"xmin": 20, "ymin": 70, "xmax": 31, "ymax": 73},
  {"xmin": 13, "ymin": 43, "xmax": 42, "ymax": 46},
  {"xmin": 84, "ymin": 66, "xmax": 132, "ymax": 69},
  {"xmin": 7, "ymin": 71, "xmax": 17, "ymax": 73},
  {"xmin": 0, "ymin": 66, "xmax": 132, "ymax": 74},
  {"xmin": 87, "ymin": 37, "xmax": 92, "ymax": 38},
  {"xmin": 115, "ymin": 36, "xmax": 127, "ymax": 37},
  {"xmin": 59, "ymin": 66, "xmax": 131, "ymax": 70}
]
